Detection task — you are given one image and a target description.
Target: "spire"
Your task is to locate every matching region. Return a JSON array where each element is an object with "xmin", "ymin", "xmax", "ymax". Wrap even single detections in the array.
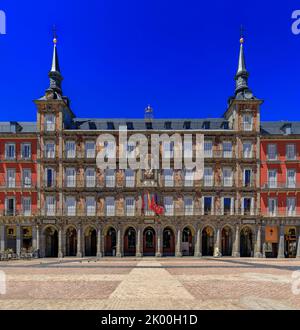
[
  {"xmin": 46, "ymin": 27, "xmax": 63, "ymax": 98},
  {"xmin": 233, "ymin": 28, "xmax": 255, "ymax": 100},
  {"xmin": 145, "ymin": 104, "xmax": 154, "ymax": 121}
]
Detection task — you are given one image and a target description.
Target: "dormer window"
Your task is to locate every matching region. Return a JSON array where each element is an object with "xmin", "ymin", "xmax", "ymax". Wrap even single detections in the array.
[
  {"xmin": 184, "ymin": 121, "xmax": 191, "ymax": 129},
  {"xmin": 146, "ymin": 122, "xmax": 153, "ymax": 130},
  {"xmin": 222, "ymin": 122, "xmax": 229, "ymax": 130},
  {"xmin": 107, "ymin": 122, "xmax": 115, "ymax": 130},
  {"xmin": 164, "ymin": 121, "xmax": 172, "ymax": 129},
  {"xmin": 283, "ymin": 124, "xmax": 292, "ymax": 135},
  {"xmin": 126, "ymin": 122, "xmax": 134, "ymax": 130},
  {"xmin": 203, "ymin": 122, "xmax": 210, "ymax": 129}
]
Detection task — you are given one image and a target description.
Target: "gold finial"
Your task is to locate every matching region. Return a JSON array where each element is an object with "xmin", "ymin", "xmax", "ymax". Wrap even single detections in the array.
[
  {"xmin": 240, "ymin": 25, "xmax": 244, "ymax": 44},
  {"xmin": 52, "ymin": 25, "xmax": 57, "ymax": 44}
]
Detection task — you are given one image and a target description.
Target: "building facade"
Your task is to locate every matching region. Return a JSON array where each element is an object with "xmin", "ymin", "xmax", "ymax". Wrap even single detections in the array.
[{"xmin": 0, "ymin": 36, "xmax": 299, "ymax": 259}]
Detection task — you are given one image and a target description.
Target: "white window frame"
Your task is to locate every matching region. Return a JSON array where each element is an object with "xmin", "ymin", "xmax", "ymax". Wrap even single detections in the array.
[
  {"xmin": 22, "ymin": 197, "xmax": 31, "ymax": 216},
  {"xmin": 86, "ymin": 196, "xmax": 96, "ymax": 216},
  {"xmin": 204, "ymin": 167, "xmax": 213, "ymax": 187},
  {"xmin": 223, "ymin": 167, "xmax": 233, "ymax": 187},
  {"xmin": 243, "ymin": 141, "xmax": 253, "ymax": 159},
  {"xmin": 125, "ymin": 197, "xmax": 135, "ymax": 216},
  {"xmin": 21, "ymin": 143, "xmax": 31, "ymax": 160},
  {"xmin": 204, "ymin": 140, "xmax": 213, "ymax": 158},
  {"xmin": 243, "ymin": 114, "xmax": 253, "ymax": 131},
  {"xmin": 22, "ymin": 168, "xmax": 32, "ymax": 188},
  {"xmin": 184, "ymin": 196, "xmax": 194, "ymax": 216},
  {"xmin": 268, "ymin": 169, "xmax": 277, "ymax": 188},
  {"xmin": 65, "ymin": 196, "xmax": 76, "ymax": 216},
  {"xmin": 286, "ymin": 144, "xmax": 296, "ymax": 160},
  {"xmin": 164, "ymin": 196, "xmax": 174, "ymax": 216},
  {"xmin": 65, "ymin": 141, "xmax": 76, "ymax": 159},
  {"xmin": 45, "ymin": 114, "xmax": 55, "ymax": 132},
  {"xmin": 7, "ymin": 168, "xmax": 16, "ymax": 188},
  {"xmin": 65, "ymin": 168, "xmax": 76, "ymax": 187},
  {"xmin": 85, "ymin": 167, "xmax": 96, "ymax": 187},
  {"xmin": 267, "ymin": 144, "xmax": 277, "ymax": 160},
  {"xmin": 105, "ymin": 197, "xmax": 115, "ymax": 216},
  {"xmin": 268, "ymin": 198, "xmax": 277, "ymax": 217},
  {"xmin": 45, "ymin": 141, "xmax": 55, "ymax": 159},
  {"xmin": 5, "ymin": 143, "xmax": 16, "ymax": 160},
  {"xmin": 45, "ymin": 196, "xmax": 56, "ymax": 216},
  {"xmin": 164, "ymin": 169, "xmax": 174, "ymax": 187},
  {"xmin": 85, "ymin": 141, "xmax": 95, "ymax": 159},
  {"xmin": 223, "ymin": 141, "xmax": 232, "ymax": 158}
]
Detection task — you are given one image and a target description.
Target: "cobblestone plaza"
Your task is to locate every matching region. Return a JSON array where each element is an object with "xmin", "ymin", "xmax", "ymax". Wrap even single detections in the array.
[{"xmin": 0, "ymin": 257, "xmax": 300, "ymax": 310}]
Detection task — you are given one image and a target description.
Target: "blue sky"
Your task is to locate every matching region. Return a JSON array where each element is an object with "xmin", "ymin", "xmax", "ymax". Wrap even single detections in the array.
[{"xmin": 0, "ymin": 1, "xmax": 299, "ymax": 121}]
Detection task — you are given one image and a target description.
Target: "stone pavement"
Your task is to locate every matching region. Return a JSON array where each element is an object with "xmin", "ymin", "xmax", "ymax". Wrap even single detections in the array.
[{"xmin": 0, "ymin": 257, "xmax": 300, "ymax": 310}]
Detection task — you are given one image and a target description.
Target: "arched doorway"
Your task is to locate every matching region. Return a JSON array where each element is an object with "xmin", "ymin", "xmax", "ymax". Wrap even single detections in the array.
[
  {"xmin": 285, "ymin": 227, "xmax": 297, "ymax": 258},
  {"xmin": 182, "ymin": 226, "xmax": 194, "ymax": 256},
  {"xmin": 65, "ymin": 227, "xmax": 77, "ymax": 256},
  {"xmin": 84, "ymin": 227, "xmax": 97, "ymax": 256},
  {"xmin": 143, "ymin": 227, "xmax": 156, "ymax": 256},
  {"xmin": 163, "ymin": 227, "xmax": 175, "ymax": 256},
  {"xmin": 44, "ymin": 227, "xmax": 58, "ymax": 257},
  {"xmin": 202, "ymin": 226, "xmax": 214, "ymax": 256},
  {"xmin": 240, "ymin": 226, "xmax": 253, "ymax": 257},
  {"xmin": 124, "ymin": 227, "xmax": 136, "ymax": 256},
  {"xmin": 221, "ymin": 226, "xmax": 233, "ymax": 256},
  {"xmin": 104, "ymin": 227, "xmax": 116, "ymax": 256}
]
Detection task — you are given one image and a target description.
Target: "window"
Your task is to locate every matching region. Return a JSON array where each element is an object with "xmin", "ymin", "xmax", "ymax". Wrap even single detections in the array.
[
  {"xmin": 5, "ymin": 143, "xmax": 15, "ymax": 160},
  {"xmin": 126, "ymin": 122, "xmax": 134, "ymax": 130},
  {"xmin": 65, "ymin": 168, "xmax": 76, "ymax": 187},
  {"xmin": 143, "ymin": 193, "xmax": 154, "ymax": 216},
  {"xmin": 243, "ymin": 169, "xmax": 252, "ymax": 187},
  {"xmin": 243, "ymin": 114, "xmax": 253, "ymax": 131},
  {"xmin": 85, "ymin": 141, "xmax": 95, "ymax": 158},
  {"xmin": 65, "ymin": 196, "xmax": 76, "ymax": 216},
  {"xmin": 164, "ymin": 196, "xmax": 174, "ymax": 216},
  {"xmin": 268, "ymin": 170, "xmax": 277, "ymax": 188},
  {"xmin": 145, "ymin": 122, "xmax": 152, "ymax": 130},
  {"xmin": 125, "ymin": 197, "xmax": 135, "ymax": 216},
  {"xmin": 86, "ymin": 197, "xmax": 96, "ymax": 216},
  {"xmin": 21, "ymin": 143, "xmax": 31, "ymax": 160},
  {"xmin": 204, "ymin": 167, "xmax": 213, "ymax": 186},
  {"xmin": 287, "ymin": 169, "xmax": 296, "ymax": 188},
  {"xmin": 45, "ymin": 141, "xmax": 55, "ymax": 158},
  {"xmin": 286, "ymin": 144, "xmax": 296, "ymax": 160},
  {"xmin": 223, "ymin": 141, "xmax": 232, "ymax": 158},
  {"xmin": 105, "ymin": 169, "xmax": 115, "ymax": 187},
  {"xmin": 6, "ymin": 197, "xmax": 15, "ymax": 216},
  {"xmin": 268, "ymin": 198, "xmax": 277, "ymax": 217},
  {"xmin": 164, "ymin": 121, "xmax": 172, "ymax": 129},
  {"xmin": 107, "ymin": 122, "xmax": 115, "ymax": 130},
  {"xmin": 104, "ymin": 141, "xmax": 116, "ymax": 158},
  {"xmin": 7, "ymin": 169, "xmax": 16, "ymax": 188},
  {"xmin": 204, "ymin": 197, "xmax": 212, "ymax": 215},
  {"xmin": 45, "ymin": 168, "xmax": 55, "ymax": 187},
  {"xmin": 223, "ymin": 167, "xmax": 233, "ymax": 187},
  {"xmin": 127, "ymin": 142, "xmax": 136, "ymax": 159},
  {"xmin": 184, "ymin": 140, "xmax": 193, "ymax": 158},
  {"xmin": 65, "ymin": 141, "xmax": 76, "ymax": 158},
  {"xmin": 267, "ymin": 144, "xmax": 277, "ymax": 160},
  {"xmin": 243, "ymin": 198, "xmax": 252, "ymax": 215},
  {"xmin": 203, "ymin": 122, "xmax": 210, "ymax": 129},
  {"xmin": 22, "ymin": 169, "xmax": 31, "ymax": 188},
  {"xmin": 184, "ymin": 169, "xmax": 194, "ymax": 187},
  {"xmin": 204, "ymin": 141, "xmax": 213, "ymax": 157},
  {"xmin": 184, "ymin": 196, "xmax": 193, "ymax": 215},
  {"xmin": 287, "ymin": 197, "xmax": 296, "ymax": 216},
  {"xmin": 163, "ymin": 141, "xmax": 174, "ymax": 158},
  {"xmin": 45, "ymin": 114, "xmax": 55, "ymax": 131},
  {"xmin": 283, "ymin": 125, "xmax": 292, "ymax": 135},
  {"xmin": 223, "ymin": 197, "xmax": 232, "ymax": 215},
  {"xmin": 85, "ymin": 168, "xmax": 96, "ymax": 187},
  {"xmin": 105, "ymin": 197, "xmax": 115, "ymax": 216},
  {"xmin": 46, "ymin": 196, "xmax": 56, "ymax": 216},
  {"xmin": 22, "ymin": 197, "xmax": 31, "ymax": 216},
  {"xmin": 184, "ymin": 121, "xmax": 191, "ymax": 129},
  {"xmin": 164, "ymin": 169, "xmax": 174, "ymax": 187},
  {"xmin": 125, "ymin": 169, "xmax": 135, "ymax": 187},
  {"xmin": 243, "ymin": 141, "xmax": 252, "ymax": 158}
]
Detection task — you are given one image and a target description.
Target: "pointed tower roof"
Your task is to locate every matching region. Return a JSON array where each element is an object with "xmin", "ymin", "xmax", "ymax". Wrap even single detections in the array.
[
  {"xmin": 45, "ymin": 32, "xmax": 63, "ymax": 99},
  {"xmin": 233, "ymin": 33, "xmax": 256, "ymax": 101},
  {"xmin": 51, "ymin": 37, "xmax": 61, "ymax": 73}
]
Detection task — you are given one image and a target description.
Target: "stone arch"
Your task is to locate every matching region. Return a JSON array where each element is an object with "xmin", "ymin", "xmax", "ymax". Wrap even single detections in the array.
[
  {"xmin": 124, "ymin": 226, "xmax": 136, "ymax": 256},
  {"xmin": 143, "ymin": 226, "xmax": 156, "ymax": 256},
  {"xmin": 65, "ymin": 226, "xmax": 77, "ymax": 257},
  {"xmin": 104, "ymin": 226, "xmax": 117, "ymax": 256},
  {"xmin": 202, "ymin": 225, "xmax": 215, "ymax": 256},
  {"xmin": 43, "ymin": 225, "xmax": 58, "ymax": 258},
  {"xmin": 240, "ymin": 226, "xmax": 254, "ymax": 257},
  {"xmin": 221, "ymin": 225, "xmax": 233, "ymax": 256},
  {"xmin": 181, "ymin": 225, "xmax": 195, "ymax": 256},
  {"xmin": 162, "ymin": 226, "xmax": 175, "ymax": 257},
  {"xmin": 84, "ymin": 226, "xmax": 97, "ymax": 257}
]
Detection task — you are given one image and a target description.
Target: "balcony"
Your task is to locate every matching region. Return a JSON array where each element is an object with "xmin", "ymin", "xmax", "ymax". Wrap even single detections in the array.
[
  {"xmin": 0, "ymin": 210, "xmax": 37, "ymax": 217},
  {"xmin": 262, "ymin": 209, "xmax": 299, "ymax": 217},
  {"xmin": 262, "ymin": 181, "xmax": 300, "ymax": 189},
  {"xmin": 0, "ymin": 179, "xmax": 36, "ymax": 189}
]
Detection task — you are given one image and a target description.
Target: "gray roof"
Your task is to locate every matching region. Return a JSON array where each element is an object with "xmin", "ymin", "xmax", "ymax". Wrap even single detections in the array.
[
  {"xmin": 70, "ymin": 118, "xmax": 231, "ymax": 131},
  {"xmin": 261, "ymin": 121, "xmax": 300, "ymax": 135},
  {"xmin": 0, "ymin": 122, "xmax": 37, "ymax": 133}
]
